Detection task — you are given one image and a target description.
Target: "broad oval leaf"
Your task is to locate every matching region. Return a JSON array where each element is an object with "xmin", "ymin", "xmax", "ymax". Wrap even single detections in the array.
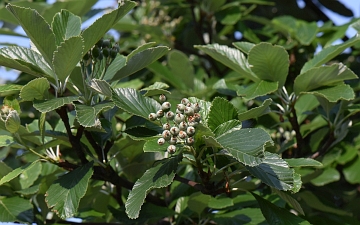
[
  {"xmin": 141, "ymin": 82, "xmax": 170, "ymax": 97},
  {"xmin": 112, "ymin": 88, "xmax": 161, "ymax": 119},
  {"xmin": 0, "ymin": 196, "xmax": 33, "ymax": 223},
  {"xmin": 294, "ymin": 63, "xmax": 357, "ymax": 95},
  {"xmin": 310, "ymin": 168, "xmax": 340, "ymax": 186},
  {"xmin": 237, "ymin": 80, "xmax": 278, "ymax": 100},
  {"xmin": 0, "ymin": 160, "xmax": 41, "ymax": 186},
  {"xmin": 45, "ymin": 161, "xmax": 94, "ymax": 219},
  {"xmin": 52, "ymin": 9, "xmax": 81, "ymax": 46},
  {"xmin": 20, "ymin": 77, "xmax": 50, "ymax": 101},
  {"xmin": 284, "ymin": 158, "xmax": 323, "ymax": 167},
  {"xmin": 343, "ymin": 155, "xmax": 360, "ymax": 184},
  {"xmin": 0, "ymin": 84, "xmax": 22, "ymax": 97},
  {"xmin": 53, "ymin": 36, "xmax": 84, "ymax": 83},
  {"xmin": 6, "ymin": 4, "xmax": 56, "ymax": 65},
  {"xmin": 5, "ymin": 110, "xmax": 20, "ymax": 133},
  {"xmin": 75, "ymin": 102, "xmax": 114, "ymax": 127},
  {"xmin": 248, "ymin": 42, "xmax": 289, "ymax": 88},
  {"xmin": 195, "ymin": 44, "xmax": 258, "ymax": 81},
  {"xmin": 213, "ymin": 120, "xmax": 241, "ymax": 137},
  {"xmin": 246, "ymin": 152, "xmax": 300, "ymax": 191},
  {"xmin": 302, "ymin": 84, "xmax": 355, "ymax": 102},
  {"xmin": 216, "ymin": 128, "xmax": 273, "ymax": 166},
  {"xmin": 110, "ymin": 46, "xmax": 170, "ymax": 81},
  {"xmin": 0, "ymin": 135, "xmax": 14, "ymax": 147},
  {"xmin": 33, "ymin": 96, "xmax": 79, "ymax": 113},
  {"xmin": 208, "ymin": 97, "xmax": 238, "ymax": 132},
  {"xmin": 143, "ymin": 137, "xmax": 169, "ymax": 152},
  {"xmin": 125, "ymin": 154, "xmax": 182, "ymax": 219},
  {"xmin": 0, "ymin": 46, "xmax": 55, "ymax": 80},
  {"xmin": 168, "ymin": 50, "xmax": 194, "ymax": 90},
  {"xmin": 81, "ymin": 1, "xmax": 136, "ymax": 54},
  {"xmin": 232, "ymin": 41, "xmax": 255, "ymax": 54},
  {"xmin": 102, "ymin": 54, "xmax": 127, "ymax": 81},
  {"xmin": 89, "ymin": 79, "xmax": 112, "ymax": 97},
  {"xmin": 238, "ymin": 98, "xmax": 272, "ymax": 122}
]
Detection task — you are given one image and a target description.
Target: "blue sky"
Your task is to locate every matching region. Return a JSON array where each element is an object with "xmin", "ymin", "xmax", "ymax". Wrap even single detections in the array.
[{"xmin": 0, "ymin": 0, "xmax": 360, "ymax": 82}]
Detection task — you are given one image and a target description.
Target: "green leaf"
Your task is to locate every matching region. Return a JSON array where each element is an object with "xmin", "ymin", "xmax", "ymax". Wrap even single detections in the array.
[
  {"xmin": 6, "ymin": 4, "xmax": 56, "ymax": 65},
  {"xmin": 248, "ymin": 42, "xmax": 289, "ymax": 87},
  {"xmin": 208, "ymin": 196, "xmax": 233, "ymax": 209},
  {"xmin": 19, "ymin": 160, "xmax": 42, "ymax": 189},
  {"xmin": 232, "ymin": 41, "xmax": 255, "ymax": 54},
  {"xmin": 125, "ymin": 154, "xmax": 182, "ymax": 219},
  {"xmin": 88, "ymin": 79, "xmax": 112, "ymax": 97},
  {"xmin": 39, "ymin": 112, "xmax": 46, "ymax": 143},
  {"xmin": 20, "ymin": 77, "xmax": 50, "ymax": 101},
  {"xmin": 238, "ymin": 98, "xmax": 272, "ymax": 121},
  {"xmin": 0, "ymin": 46, "xmax": 55, "ymax": 80},
  {"xmin": 0, "ymin": 84, "xmax": 22, "ymax": 97},
  {"xmin": 33, "ymin": 96, "xmax": 79, "ymax": 113},
  {"xmin": 167, "ymin": 50, "xmax": 194, "ymax": 90},
  {"xmin": 301, "ymin": 35, "xmax": 360, "ymax": 73},
  {"xmin": 310, "ymin": 168, "xmax": 340, "ymax": 186},
  {"xmin": 195, "ymin": 44, "xmax": 258, "ymax": 81},
  {"xmin": 246, "ymin": 152, "xmax": 299, "ymax": 191},
  {"xmin": 102, "ymin": 54, "xmax": 126, "ymax": 81},
  {"xmin": 252, "ymin": 193, "xmax": 311, "ymax": 225},
  {"xmin": 285, "ymin": 158, "xmax": 323, "ymax": 167},
  {"xmin": 208, "ymin": 97, "xmax": 238, "ymax": 131},
  {"xmin": 213, "ymin": 120, "xmax": 241, "ymax": 137},
  {"xmin": 0, "ymin": 160, "xmax": 41, "ymax": 186},
  {"xmin": 188, "ymin": 192, "xmax": 211, "ymax": 215},
  {"xmin": 81, "ymin": 1, "xmax": 136, "ymax": 54},
  {"xmin": 273, "ymin": 189, "xmax": 304, "ymax": 216},
  {"xmin": 143, "ymin": 137, "xmax": 169, "ymax": 152},
  {"xmin": 0, "ymin": 196, "xmax": 33, "ymax": 222},
  {"xmin": 295, "ymin": 20, "xmax": 318, "ymax": 45},
  {"xmin": 75, "ymin": 102, "xmax": 114, "ymax": 127},
  {"xmin": 45, "ymin": 161, "xmax": 94, "ymax": 219},
  {"xmin": 343, "ymin": 155, "xmax": 360, "ymax": 184},
  {"xmin": 5, "ymin": 110, "xmax": 20, "ymax": 133},
  {"xmin": 141, "ymin": 82, "xmax": 170, "ymax": 97},
  {"xmin": 294, "ymin": 63, "xmax": 357, "ymax": 95},
  {"xmin": 303, "ymin": 84, "xmax": 355, "ymax": 102},
  {"xmin": 112, "ymin": 88, "xmax": 161, "ymax": 119},
  {"xmin": 0, "ymin": 135, "xmax": 14, "ymax": 147},
  {"xmin": 51, "ymin": 9, "xmax": 81, "ymax": 46},
  {"xmin": 53, "ymin": 36, "xmax": 84, "ymax": 83},
  {"xmin": 237, "ymin": 80, "xmax": 278, "ymax": 99},
  {"xmin": 110, "ymin": 46, "xmax": 170, "ymax": 81},
  {"xmin": 147, "ymin": 61, "xmax": 187, "ymax": 90},
  {"xmin": 216, "ymin": 128, "xmax": 273, "ymax": 166},
  {"xmin": 213, "ymin": 208, "xmax": 266, "ymax": 225}
]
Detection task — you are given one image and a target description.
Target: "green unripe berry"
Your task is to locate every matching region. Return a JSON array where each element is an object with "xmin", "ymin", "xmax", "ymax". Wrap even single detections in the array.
[
  {"xmin": 186, "ymin": 137, "xmax": 194, "ymax": 146},
  {"xmin": 165, "ymin": 111, "xmax": 175, "ymax": 120},
  {"xmin": 193, "ymin": 103, "xmax": 201, "ymax": 113},
  {"xmin": 167, "ymin": 145, "xmax": 176, "ymax": 154},
  {"xmin": 174, "ymin": 113, "xmax": 185, "ymax": 123},
  {"xmin": 194, "ymin": 113, "xmax": 201, "ymax": 122},
  {"xmin": 158, "ymin": 138, "xmax": 166, "ymax": 145},
  {"xmin": 156, "ymin": 110, "xmax": 164, "ymax": 118},
  {"xmin": 92, "ymin": 46, "xmax": 100, "ymax": 58},
  {"xmin": 186, "ymin": 126, "xmax": 195, "ymax": 136},
  {"xmin": 177, "ymin": 104, "xmax": 186, "ymax": 112},
  {"xmin": 184, "ymin": 107, "xmax": 194, "ymax": 116},
  {"xmin": 102, "ymin": 39, "xmax": 111, "ymax": 48},
  {"xmin": 83, "ymin": 52, "xmax": 90, "ymax": 60},
  {"xmin": 178, "ymin": 130, "xmax": 187, "ymax": 139},
  {"xmin": 110, "ymin": 48, "xmax": 118, "ymax": 58},
  {"xmin": 178, "ymin": 121, "xmax": 187, "ymax": 131},
  {"xmin": 181, "ymin": 98, "xmax": 190, "ymax": 105},
  {"xmin": 162, "ymin": 130, "xmax": 171, "ymax": 140},
  {"xmin": 169, "ymin": 136, "xmax": 177, "ymax": 145},
  {"xmin": 162, "ymin": 102, "xmax": 171, "ymax": 112},
  {"xmin": 159, "ymin": 94, "xmax": 166, "ymax": 103},
  {"xmin": 98, "ymin": 51, "xmax": 104, "ymax": 60},
  {"xmin": 96, "ymin": 38, "xmax": 103, "ymax": 48},
  {"xmin": 102, "ymin": 47, "xmax": 110, "ymax": 57},
  {"xmin": 148, "ymin": 113, "xmax": 157, "ymax": 121},
  {"xmin": 113, "ymin": 43, "xmax": 120, "ymax": 52}
]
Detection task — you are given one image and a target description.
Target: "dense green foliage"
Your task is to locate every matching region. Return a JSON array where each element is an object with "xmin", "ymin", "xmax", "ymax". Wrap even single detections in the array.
[{"xmin": 0, "ymin": 0, "xmax": 360, "ymax": 224}]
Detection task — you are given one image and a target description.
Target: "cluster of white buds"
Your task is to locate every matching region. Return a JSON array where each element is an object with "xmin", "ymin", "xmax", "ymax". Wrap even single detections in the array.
[{"xmin": 148, "ymin": 95, "xmax": 201, "ymax": 154}]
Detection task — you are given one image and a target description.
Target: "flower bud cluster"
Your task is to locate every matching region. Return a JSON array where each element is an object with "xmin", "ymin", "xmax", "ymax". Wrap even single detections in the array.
[{"xmin": 148, "ymin": 96, "xmax": 201, "ymax": 154}]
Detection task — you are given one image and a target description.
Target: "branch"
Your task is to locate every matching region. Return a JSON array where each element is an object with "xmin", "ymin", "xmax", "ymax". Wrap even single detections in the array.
[
  {"xmin": 84, "ymin": 130, "xmax": 104, "ymax": 162},
  {"xmin": 288, "ymin": 104, "xmax": 304, "ymax": 157},
  {"xmin": 310, "ymin": 131, "xmax": 335, "ymax": 159}
]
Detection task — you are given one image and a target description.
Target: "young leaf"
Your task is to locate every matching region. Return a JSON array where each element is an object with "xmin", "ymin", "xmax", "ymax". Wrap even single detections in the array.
[
  {"xmin": 112, "ymin": 88, "xmax": 161, "ymax": 119},
  {"xmin": 0, "ymin": 160, "xmax": 41, "ymax": 186},
  {"xmin": 81, "ymin": 1, "xmax": 136, "ymax": 54},
  {"xmin": 232, "ymin": 41, "xmax": 255, "ymax": 54},
  {"xmin": 303, "ymin": 84, "xmax": 355, "ymax": 102},
  {"xmin": 0, "ymin": 196, "xmax": 33, "ymax": 223},
  {"xmin": 167, "ymin": 50, "xmax": 194, "ymax": 90},
  {"xmin": 252, "ymin": 193, "xmax": 311, "ymax": 225},
  {"xmin": 102, "ymin": 54, "xmax": 126, "ymax": 81},
  {"xmin": 208, "ymin": 97, "xmax": 238, "ymax": 131},
  {"xmin": 285, "ymin": 158, "xmax": 323, "ymax": 167},
  {"xmin": 33, "ymin": 96, "xmax": 79, "ymax": 113},
  {"xmin": 51, "ymin": 9, "xmax": 82, "ymax": 46},
  {"xmin": 246, "ymin": 152, "xmax": 299, "ymax": 191},
  {"xmin": 75, "ymin": 102, "xmax": 114, "ymax": 127},
  {"xmin": 45, "ymin": 161, "xmax": 94, "ymax": 219},
  {"xmin": 20, "ymin": 77, "xmax": 50, "ymax": 101},
  {"xmin": 0, "ymin": 46, "xmax": 55, "ymax": 80},
  {"xmin": 53, "ymin": 36, "xmax": 84, "ymax": 83},
  {"xmin": 216, "ymin": 128, "xmax": 273, "ymax": 166},
  {"xmin": 110, "ymin": 46, "xmax": 170, "ymax": 82},
  {"xmin": 238, "ymin": 99, "xmax": 272, "ymax": 121},
  {"xmin": 236, "ymin": 80, "xmax": 278, "ymax": 100},
  {"xmin": 141, "ymin": 82, "xmax": 170, "ymax": 97},
  {"xmin": 125, "ymin": 154, "xmax": 182, "ymax": 219},
  {"xmin": 294, "ymin": 63, "xmax": 357, "ymax": 95},
  {"xmin": 88, "ymin": 79, "xmax": 112, "ymax": 97},
  {"xmin": 213, "ymin": 120, "xmax": 242, "ymax": 137},
  {"xmin": 6, "ymin": 4, "xmax": 56, "ymax": 65},
  {"xmin": 248, "ymin": 42, "xmax": 289, "ymax": 87},
  {"xmin": 195, "ymin": 44, "xmax": 258, "ymax": 81}
]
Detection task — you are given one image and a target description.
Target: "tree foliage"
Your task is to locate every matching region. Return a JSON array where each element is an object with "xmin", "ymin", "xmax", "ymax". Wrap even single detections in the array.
[{"xmin": 0, "ymin": 0, "xmax": 360, "ymax": 224}]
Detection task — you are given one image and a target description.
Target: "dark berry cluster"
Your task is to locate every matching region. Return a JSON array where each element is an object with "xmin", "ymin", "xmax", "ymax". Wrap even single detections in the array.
[
  {"xmin": 149, "ymin": 95, "xmax": 201, "ymax": 154},
  {"xmin": 83, "ymin": 38, "xmax": 120, "ymax": 61}
]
